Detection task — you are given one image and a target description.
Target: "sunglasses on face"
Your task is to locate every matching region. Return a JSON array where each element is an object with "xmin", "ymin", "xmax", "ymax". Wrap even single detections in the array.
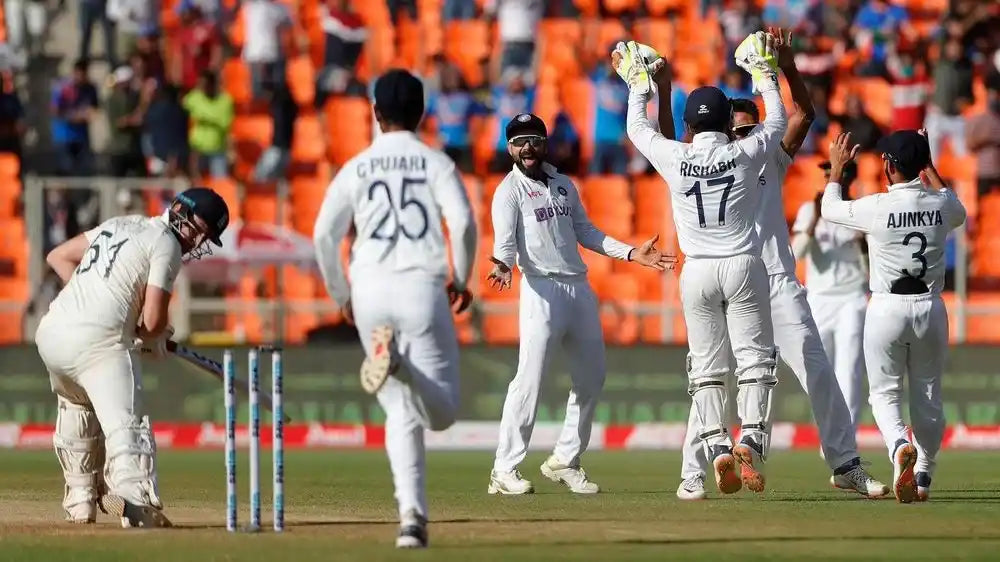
[
  {"xmin": 509, "ymin": 135, "xmax": 546, "ymax": 148},
  {"xmin": 732, "ymin": 124, "xmax": 757, "ymax": 138}
]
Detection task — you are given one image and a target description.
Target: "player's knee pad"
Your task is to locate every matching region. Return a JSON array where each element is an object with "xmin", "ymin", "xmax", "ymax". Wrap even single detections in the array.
[
  {"xmin": 53, "ymin": 398, "xmax": 105, "ymax": 510},
  {"xmin": 736, "ymin": 354, "xmax": 779, "ymax": 458},
  {"xmin": 105, "ymin": 415, "xmax": 162, "ymax": 508},
  {"xmin": 687, "ymin": 373, "xmax": 730, "ymax": 447}
]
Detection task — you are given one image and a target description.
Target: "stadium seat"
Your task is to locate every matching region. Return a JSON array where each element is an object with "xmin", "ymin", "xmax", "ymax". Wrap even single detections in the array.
[
  {"xmin": 291, "ymin": 114, "xmax": 325, "ymax": 162},
  {"xmin": 481, "ymin": 312, "xmax": 519, "ymax": 344},
  {"xmin": 202, "ymin": 177, "xmax": 242, "ymax": 221},
  {"xmin": 286, "ymin": 56, "xmax": 316, "ymax": 107}
]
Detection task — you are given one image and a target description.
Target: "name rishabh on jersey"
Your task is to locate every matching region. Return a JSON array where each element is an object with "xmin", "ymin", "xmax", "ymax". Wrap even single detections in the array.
[
  {"xmin": 625, "ymin": 86, "xmax": 787, "ymax": 260},
  {"xmin": 312, "ymin": 130, "xmax": 477, "ymax": 306},
  {"xmin": 821, "ymin": 176, "xmax": 966, "ymax": 295},
  {"xmin": 44, "ymin": 214, "xmax": 182, "ymax": 343}
]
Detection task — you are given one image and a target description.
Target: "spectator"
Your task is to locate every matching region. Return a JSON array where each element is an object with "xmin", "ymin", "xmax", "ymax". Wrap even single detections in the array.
[
  {"xmin": 442, "ymin": 0, "xmax": 477, "ymax": 22},
  {"xmin": 589, "ymin": 59, "xmax": 630, "ymax": 175},
  {"xmin": 252, "ymin": 81, "xmax": 298, "ymax": 182},
  {"xmin": 926, "ymin": 37, "xmax": 974, "ymax": 161},
  {"xmin": 79, "ymin": 0, "xmax": 117, "ymax": 66},
  {"xmin": 177, "ymin": 0, "xmax": 223, "ymax": 22},
  {"xmin": 762, "ymin": 0, "xmax": 809, "ymax": 29},
  {"xmin": 105, "ymin": 66, "xmax": 146, "ymax": 177},
  {"xmin": 136, "ymin": 30, "xmax": 166, "ymax": 83},
  {"xmin": 106, "ymin": 0, "xmax": 160, "ymax": 67},
  {"xmin": 719, "ymin": 0, "xmax": 763, "ymax": 63},
  {"xmin": 183, "ymin": 71, "xmax": 233, "ymax": 178},
  {"xmin": 548, "ymin": 110, "xmax": 580, "ymax": 175},
  {"xmin": 831, "ymin": 93, "xmax": 882, "ymax": 153},
  {"xmin": 0, "ymin": 72, "xmax": 25, "ymax": 156},
  {"xmin": 718, "ymin": 67, "xmax": 755, "ymax": 101},
  {"xmin": 243, "ymin": 0, "xmax": 294, "ymax": 101},
  {"xmin": 426, "ymin": 63, "xmax": 486, "ymax": 173},
  {"xmin": 851, "ymin": 0, "xmax": 914, "ymax": 77},
  {"xmin": 385, "ymin": 0, "xmax": 416, "ymax": 22},
  {"xmin": 966, "ymin": 81, "xmax": 1000, "ymax": 196},
  {"xmin": 485, "ymin": 0, "xmax": 543, "ymax": 75},
  {"xmin": 794, "ymin": 35, "xmax": 837, "ymax": 96},
  {"xmin": 5, "ymin": 0, "xmax": 47, "ymax": 57},
  {"xmin": 799, "ymin": 85, "xmax": 830, "ymax": 155},
  {"xmin": 315, "ymin": 0, "xmax": 368, "ymax": 107},
  {"xmin": 51, "ymin": 59, "xmax": 99, "ymax": 176},
  {"xmin": 489, "ymin": 69, "xmax": 535, "ymax": 172},
  {"xmin": 144, "ymin": 83, "xmax": 189, "ymax": 177},
  {"xmin": 43, "ymin": 189, "xmax": 80, "ymax": 255},
  {"xmin": 173, "ymin": 5, "xmax": 221, "ymax": 91},
  {"xmin": 884, "ymin": 45, "xmax": 927, "ymax": 131}
]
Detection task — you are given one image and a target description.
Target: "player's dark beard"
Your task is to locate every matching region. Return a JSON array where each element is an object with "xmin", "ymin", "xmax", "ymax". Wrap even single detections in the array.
[{"xmin": 515, "ymin": 146, "xmax": 546, "ymax": 178}]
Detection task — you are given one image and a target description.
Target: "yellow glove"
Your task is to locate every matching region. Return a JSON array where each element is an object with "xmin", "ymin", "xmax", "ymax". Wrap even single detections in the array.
[
  {"xmin": 611, "ymin": 41, "xmax": 654, "ymax": 95},
  {"xmin": 733, "ymin": 31, "xmax": 779, "ymax": 94}
]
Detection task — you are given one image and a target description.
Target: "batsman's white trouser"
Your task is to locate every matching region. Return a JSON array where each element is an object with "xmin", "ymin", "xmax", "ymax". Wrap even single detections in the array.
[
  {"xmin": 809, "ymin": 292, "xmax": 868, "ymax": 426},
  {"xmin": 681, "ymin": 273, "xmax": 860, "ymax": 479},
  {"xmin": 352, "ymin": 272, "xmax": 460, "ymax": 521},
  {"xmin": 865, "ymin": 293, "xmax": 948, "ymax": 477},
  {"xmin": 35, "ymin": 313, "xmax": 162, "ymax": 512},
  {"xmin": 680, "ymin": 255, "xmax": 776, "ymax": 456},
  {"xmin": 493, "ymin": 275, "xmax": 606, "ymax": 473}
]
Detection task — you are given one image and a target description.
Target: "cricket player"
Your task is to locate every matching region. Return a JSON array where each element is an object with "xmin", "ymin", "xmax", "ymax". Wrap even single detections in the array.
[
  {"xmin": 487, "ymin": 112, "xmax": 673, "ymax": 496},
  {"xmin": 669, "ymin": 30, "xmax": 888, "ymax": 500},
  {"xmin": 621, "ymin": 32, "xmax": 786, "ymax": 496},
  {"xmin": 313, "ymin": 69, "xmax": 477, "ymax": 548},
  {"xmin": 792, "ymin": 160, "xmax": 869, "ymax": 428},
  {"xmin": 821, "ymin": 130, "xmax": 966, "ymax": 503},
  {"xmin": 35, "ymin": 187, "xmax": 230, "ymax": 527}
]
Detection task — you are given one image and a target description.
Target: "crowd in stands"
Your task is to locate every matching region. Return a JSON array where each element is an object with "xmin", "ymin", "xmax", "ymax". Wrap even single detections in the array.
[{"xmin": 0, "ymin": 0, "xmax": 999, "ymax": 344}]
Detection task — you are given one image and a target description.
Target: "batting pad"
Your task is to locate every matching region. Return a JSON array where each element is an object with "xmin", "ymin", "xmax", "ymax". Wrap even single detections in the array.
[
  {"xmin": 53, "ymin": 398, "xmax": 105, "ymax": 512},
  {"xmin": 105, "ymin": 415, "xmax": 163, "ymax": 509}
]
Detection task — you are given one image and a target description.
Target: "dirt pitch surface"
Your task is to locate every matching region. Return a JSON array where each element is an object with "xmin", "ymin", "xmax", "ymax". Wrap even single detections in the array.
[{"xmin": 2, "ymin": 450, "xmax": 1000, "ymax": 561}]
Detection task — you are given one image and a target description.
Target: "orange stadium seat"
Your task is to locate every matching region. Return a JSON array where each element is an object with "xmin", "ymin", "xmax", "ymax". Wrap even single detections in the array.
[
  {"xmin": 325, "ymin": 97, "xmax": 372, "ymax": 164},
  {"xmin": 286, "ymin": 56, "xmax": 316, "ymax": 107},
  {"xmin": 0, "ymin": 177, "xmax": 19, "ymax": 217},
  {"xmin": 646, "ymin": 0, "xmax": 687, "ymax": 16},
  {"xmin": 222, "ymin": 59, "xmax": 252, "ymax": 106},
  {"xmin": 202, "ymin": 177, "xmax": 241, "ymax": 220},
  {"xmin": 603, "ymin": 0, "xmax": 641, "ymax": 14},
  {"xmin": 291, "ymin": 114, "xmax": 325, "ymax": 162}
]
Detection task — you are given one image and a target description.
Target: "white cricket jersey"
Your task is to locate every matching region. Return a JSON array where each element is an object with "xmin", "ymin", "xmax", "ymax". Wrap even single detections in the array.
[
  {"xmin": 44, "ymin": 214, "xmax": 182, "ymax": 344},
  {"xmin": 491, "ymin": 162, "xmax": 633, "ymax": 277},
  {"xmin": 625, "ymin": 82, "xmax": 787, "ymax": 259},
  {"xmin": 313, "ymin": 130, "xmax": 477, "ymax": 306},
  {"xmin": 821, "ymin": 177, "xmax": 966, "ymax": 295},
  {"xmin": 792, "ymin": 201, "xmax": 868, "ymax": 296},
  {"xmin": 756, "ymin": 149, "xmax": 797, "ymax": 275}
]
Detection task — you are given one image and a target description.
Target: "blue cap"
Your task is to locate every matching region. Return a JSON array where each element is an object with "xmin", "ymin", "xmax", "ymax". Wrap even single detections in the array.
[{"xmin": 684, "ymin": 86, "xmax": 731, "ymax": 131}]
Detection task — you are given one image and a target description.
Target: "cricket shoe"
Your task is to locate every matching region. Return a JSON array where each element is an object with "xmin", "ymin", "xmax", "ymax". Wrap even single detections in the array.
[
  {"xmin": 676, "ymin": 474, "xmax": 707, "ymax": 500},
  {"xmin": 395, "ymin": 510, "xmax": 428, "ymax": 549},
  {"xmin": 360, "ymin": 325, "xmax": 399, "ymax": 394},
  {"xmin": 488, "ymin": 469, "xmax": 534, "ymax": 495},
  {"xmin": 891, "ymin": 440, "xmax": 918, "ymax": 504},
  {"xmin": 915, "ymin": 471, "xmax": 931, "ymax": 502},
  {"xmin": 732, "ymin": 438, "xmax": 766, "ymax": 493},
  {"xmin": 99, "ymin": 494, "xmax": 173, "ymax": 528},
  {"xmin": 64, "ymin": 500, "xmax": 97, "ymax": 524},
  {"xmin": 710, "ymin": 446, "xmax": 742, "ymax": 494},
  {"xmin": 830, "ymin": 459, "xmax": 890, "ymax": 498},
  {"xmin": 540, "ymin": 455, "xmax": 599, "ymax": 494}
]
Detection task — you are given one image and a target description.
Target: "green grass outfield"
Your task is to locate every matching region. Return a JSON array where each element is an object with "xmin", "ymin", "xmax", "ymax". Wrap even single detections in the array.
[{"xmin": 2, "ymin": 450, "xmax": 1000, "ymax": 561}]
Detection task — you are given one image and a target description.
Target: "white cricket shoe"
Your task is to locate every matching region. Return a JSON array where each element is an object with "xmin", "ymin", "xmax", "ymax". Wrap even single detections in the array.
[
  {"xmin": 732, "ymin": 439, "xmax": 766, "ymax": 493},
  {"xmin": 711, "ymin": 450, "xmax": 742, "ymax": 494},
  {"xmin": 676, "ymin": 474, "xmax": 707, "ymax": 500},
  {"xmin": 99, "ymin": 494, "xmax": 172, "ymax": 528},
  {"xmin": 891, "ymin": 441, "xmax": 918, "ymax": 504},
  {"xmin": 830, "ymin": 462, "xmax": 890, "ymax": 498},
  {"xmin": 915, "ymin": 471, "xmax": 931, "ymax": 502},
  {"xmin": 360, "ymin": 325, "xmax": 398, "ymax": 394},
  {"xmin": 540, "ymin": 455, "xmax": 600, "ymax": 494},
  {"xmin": 64, "ymin": 500, "xmax": 96, "ymax": 524},
  {"xmin": 395, "ymin": 510, "xmax": 428, "ymax": 549},
  {"xmin": 488, "ymin": 469, "xmax": 534, "ymax": 495}
]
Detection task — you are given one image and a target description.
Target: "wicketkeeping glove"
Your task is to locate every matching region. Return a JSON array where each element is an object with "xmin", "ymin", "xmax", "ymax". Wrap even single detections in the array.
[
  {"xmin": 733, "ymin": 31, "xmax": 779, "ymax": 94},
  {"xmin": 611, "ymin": 40, "xmax": 656, "ymax": 95}
]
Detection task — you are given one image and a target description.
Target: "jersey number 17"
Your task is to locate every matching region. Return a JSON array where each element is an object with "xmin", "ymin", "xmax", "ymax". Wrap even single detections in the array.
[{"xmin": 685, "ymin": 175, "xmax": 735, "ymax": 228}]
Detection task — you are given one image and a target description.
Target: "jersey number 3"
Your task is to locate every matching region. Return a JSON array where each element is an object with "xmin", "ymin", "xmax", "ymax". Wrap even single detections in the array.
[
  {"xmin": 902, "ymin": 231, "xmax": 928, "ymax": 279},
  {"xmin": 76, "ymin": 230, "xmax": 129, "ymax": 279},
  {"xmin": 368, "ymin": 178, "xmax": 429, "ymax": 240},
  {"xmin": 685, "ymin": 175, "xmax": 735, "ymax": 228}
]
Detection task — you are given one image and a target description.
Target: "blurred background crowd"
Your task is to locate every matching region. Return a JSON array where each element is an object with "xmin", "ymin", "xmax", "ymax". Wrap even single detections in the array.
[{"xmin": 0, "ymin": 0, "xmax": 998, "ymax": 346}]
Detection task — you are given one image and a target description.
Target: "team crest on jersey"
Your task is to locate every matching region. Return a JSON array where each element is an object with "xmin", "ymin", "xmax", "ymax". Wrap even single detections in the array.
[{"xmin": 557, "ymin": 186, "xmax": 568, "ymax": 197}]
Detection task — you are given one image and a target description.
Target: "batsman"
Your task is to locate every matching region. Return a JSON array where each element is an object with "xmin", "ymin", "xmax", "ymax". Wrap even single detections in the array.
[{"xmin": 35, "ymin": 187, "xmax": 230, "ymax": 527}]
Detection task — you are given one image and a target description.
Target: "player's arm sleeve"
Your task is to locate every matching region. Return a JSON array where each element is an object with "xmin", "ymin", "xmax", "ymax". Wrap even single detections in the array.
[
  {"xmin": 736, "ymin": 77, "xmax": 787, "ymax": 161},
  {"xmin": 434, "ymin": 162, "xmax": 478, "ymax": 291},
  {"xmin": 313, "ymin": 172, "xmax": 354, "ymax": 306},
  {"xmin": 943, "ymin": 188, "xmax": 968, "ymax": 229},
  {"xmin": 820, "ymin": 182, "xmax": 878, "ymax": 233},
  {"xmin": 490, "ymin": 180, "xmax": 519, "ymax": 269},
  {"xmin": 570, "ymin": 183, "xmax": 634, "ymax": 260},
  {"xmin": 790, "ymin": 204, "xmax": 815, "ymax": 259},
  {"xmin": 147, "ymin": 234, "xmax": 182, "ymax": 293},
  {"xmin": 626, "ymin": 89, "xmax": 680, "ymax": 175}
]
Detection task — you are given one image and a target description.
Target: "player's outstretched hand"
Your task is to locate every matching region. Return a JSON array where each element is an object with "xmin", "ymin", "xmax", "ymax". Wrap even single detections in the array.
[
  {"xmin": 447, "ymin": 283, "xmax": 473, "ymax": 314},
  {"xmin": 630, "ymin": 235, "xmax": 677, "ymax": 271},
  {"xmin": 342, "ymin": 300, "xmax": 355, "ymax": 325},
  {"xmin": 487, "ymin": 258, "xmax": 513, "ymax": 291},
  {"xmin": 828, "ymin": 132, "xmax": 861, "ymax": 171}
]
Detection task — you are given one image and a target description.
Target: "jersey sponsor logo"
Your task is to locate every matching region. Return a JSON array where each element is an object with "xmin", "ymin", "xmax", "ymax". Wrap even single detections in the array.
[
  {"xmin": 527, "ymin": 190, "xmax": 542, "ymax": 198},
  {"xmin": 886, "ymin": 210, "xmax": 943, "ymax": 229},
  {"xmin": 534, "ymin": 204, "xmax": 571, "ymax": 222},
  {"xmin": 356, "ymin": 155, "xmax": 427, "ymax": 178},
  {"xmin": 679, "ymin": 159, "xmax": 736, "ymax": 178}
]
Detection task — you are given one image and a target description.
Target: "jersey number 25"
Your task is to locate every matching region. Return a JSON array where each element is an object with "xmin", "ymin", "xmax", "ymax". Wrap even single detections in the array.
[{"xmin": 368, "ymin": 178, "xmax": 429, "ymax": 240}]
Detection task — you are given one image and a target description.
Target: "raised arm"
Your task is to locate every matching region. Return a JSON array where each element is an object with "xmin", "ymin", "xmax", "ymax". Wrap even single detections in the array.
[
  {"xmin": 772, "ymin": 28, "xmax": 814, "ymax": 157},
  {"xmin": 820, "ymin": 132, "xmax": 878, "ymax": 232},
  {"xmin": 313, "ymin": 171, "xmax": 355, "ymax": 310},
  {"xmin": 735, "ymin": 33, "xmax": 787, "ymax": 160},
  {"xmin": 651, "ymin": 59, "xmax": 675, "ymax": 141},
  {"xmin": 626, "ymin": 88, "xmax": 682, "ymax": 174}
]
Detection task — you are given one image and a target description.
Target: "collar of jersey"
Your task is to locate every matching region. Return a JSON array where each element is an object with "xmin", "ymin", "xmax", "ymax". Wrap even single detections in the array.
[
  {"xmin": 512, "ymin": 161, "xmax": 557, "ymax": 183},
  {"xmin": 886, "ymin": 177, "xmax": 924, "ymax": 192},
  {"xmin": 691, "ymin": 131, "xmax": 730, "ymax": 146},
  {"xmin": 376, "ymin": 130, "xmax": 417, "ymax": 140}
]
